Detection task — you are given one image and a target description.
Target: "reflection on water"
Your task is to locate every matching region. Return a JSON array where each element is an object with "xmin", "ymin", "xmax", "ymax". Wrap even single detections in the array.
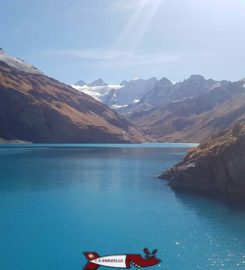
[
  {"xmin": 0, "ymin": 146, "xmax": 186, "ymax": 192},
  {"xmin": 0, "ymin": 145, "xmax": 244, "ymax": 270}
]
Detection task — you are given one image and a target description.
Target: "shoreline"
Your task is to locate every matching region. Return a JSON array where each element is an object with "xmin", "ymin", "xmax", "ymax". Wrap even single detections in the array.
[{"xmin": 0, "ymin": 142, "xmax": 199, "ymax": 148}]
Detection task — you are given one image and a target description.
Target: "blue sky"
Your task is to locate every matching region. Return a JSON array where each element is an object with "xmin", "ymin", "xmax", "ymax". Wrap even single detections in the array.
[{"xmin": 1, "ymin": 0, "xmax": 245, "ymax": 84}]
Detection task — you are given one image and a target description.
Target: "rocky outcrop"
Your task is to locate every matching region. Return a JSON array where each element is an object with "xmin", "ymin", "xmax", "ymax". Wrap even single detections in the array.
[
  {"xmin": 0, "ymin": 138, "xmax": 30, "ymax": 144},
  {"xmin": 160, "ymin": 123, "xmax": 245, "ymax": 196}
]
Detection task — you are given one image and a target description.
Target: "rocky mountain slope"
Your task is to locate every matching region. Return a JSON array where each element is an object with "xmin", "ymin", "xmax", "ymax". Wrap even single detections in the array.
[
  {"xmin": 121, "ymin": 75, "xmax": 228, "ymax": 115},
  {"xmin": 0, "ymin": 49, "xmax": 147, "ymax": 143},
  {"xmin": 128, "ymin": 80, "xmax": 245, "ymax": 142},
  {"xmin": 160, "ymin": 123, "xmax": 245, "ymax": 196}
]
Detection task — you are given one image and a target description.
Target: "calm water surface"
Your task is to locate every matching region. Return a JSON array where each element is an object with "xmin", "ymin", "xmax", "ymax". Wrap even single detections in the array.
[{"xmin": 0, "ymin": 144, "xmax": 245, "ymax": 270}]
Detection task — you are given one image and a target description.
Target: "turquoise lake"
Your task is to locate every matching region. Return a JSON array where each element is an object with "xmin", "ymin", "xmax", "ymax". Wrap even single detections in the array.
[{"xmin": 0, "ymin": 144, "xmax": 245, "ymax": 270}]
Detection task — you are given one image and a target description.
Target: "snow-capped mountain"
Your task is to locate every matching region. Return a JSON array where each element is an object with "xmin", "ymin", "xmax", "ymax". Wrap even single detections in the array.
[
  {"xmin": 72, "ymin": 75, "xmax": 230, "ymax": 117},
  {"xmin": 74, "ymin": 80, "xmax": 86, "ymax": 86},
  {"xmin": 88, "ymin": 79, "xmax": 108, "ymax": 87},
  {"xmin": 72, "ymin": 81, "xmax": 123, "ymax": 102},
  {"xmin": 72, "ymin": 77, "xmax": 158, "ymax": 109},
  {"xmin": 0, "ymin": 48, "xmax": 42, "ymax": 75},
  {"xmin": 111, "ymin": 77, "xmax": 158, "ymax": 108}
]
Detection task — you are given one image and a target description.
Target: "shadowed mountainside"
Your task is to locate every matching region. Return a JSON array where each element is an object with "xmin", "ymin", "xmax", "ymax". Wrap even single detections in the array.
[{"xmin": 0, "ymin": 51, "xmax": 147, "ymax": 143}]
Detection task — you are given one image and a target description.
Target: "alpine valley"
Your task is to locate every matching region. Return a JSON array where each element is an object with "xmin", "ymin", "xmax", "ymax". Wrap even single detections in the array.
[{"xmin": 73, "ymin": 75, "xmax": 245, "ymax": 143}]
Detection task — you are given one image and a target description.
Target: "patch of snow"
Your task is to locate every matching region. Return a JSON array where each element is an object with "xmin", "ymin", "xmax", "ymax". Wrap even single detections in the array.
[
  {"xmin": 186, "ymin": 163, "xmax": 196, "ymax": 168},
  {"xmin": 71, "ymin": 77, "xmax": 158, "ymax": 108},
  {"xmin": 0, "ymin": 48, "xmax": 42, "ymax": 74},
  {"xmin": 112, "ymin": 104, "xmax": 128, "ymax": 109},
  {"xmin": 171, "ymin": 97, "xmax": 193, "ymax": 103},
  {"xmin": 71, "ymin": 84, "xmax": 123, "ymax": 101},
  {"xmin": 133, "ymin": 99, "xmax": 140, "ymax": 103}
]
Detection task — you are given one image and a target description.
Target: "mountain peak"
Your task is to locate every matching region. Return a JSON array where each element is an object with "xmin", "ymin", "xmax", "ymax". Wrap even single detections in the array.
[
  {"xmin": 120, "ymin": 80, "xmax": 128, "ymax": 86},
  {"xmin": 0, "ymin": 48, "xmax": 42, "ymax": 75},
  {"xmin": 187, "ymin": 74, "xmax": 205, "ymax": 81},
  {"xmin": 88, "ymin": 79, "xmax": 108, "ymax": 87},
  {"xmin": 158, "ymin": 77, "xmax": 173, "ymax": 87},
  {"xmin": 148, "ymin": 77, "xmax": 158, "ymax": 82},
  {"xmin": 159, "ymin": 77, "xmax": 172, "ymax": 83},
  {"xmin": 75, "ymin": 80, "xmax": 86, "ymax": 86},
  {"xmin": 120, "ymin": 78, "xmax": 148, "ymax": 86}
]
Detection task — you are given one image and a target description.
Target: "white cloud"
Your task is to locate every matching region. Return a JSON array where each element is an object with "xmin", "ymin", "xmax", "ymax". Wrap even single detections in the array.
[{"xmin": 40, "ymin": 49, "xmax": 185, "ymax": 67}]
